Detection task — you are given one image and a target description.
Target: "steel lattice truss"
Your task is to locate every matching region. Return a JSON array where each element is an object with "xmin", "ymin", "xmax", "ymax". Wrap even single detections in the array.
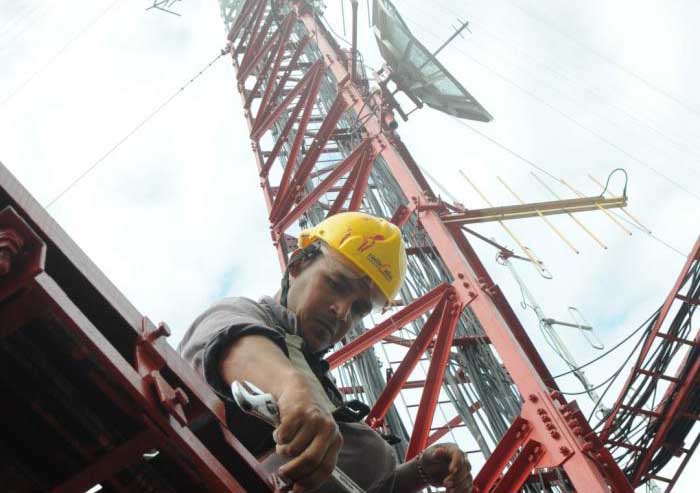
[
  {"xmin": 217, "ymin": 0, "xmax": 634, "ymax": 490},
  {"xmin": 601, "ymin": 236, "xmax": 700, "ymax": 492}
]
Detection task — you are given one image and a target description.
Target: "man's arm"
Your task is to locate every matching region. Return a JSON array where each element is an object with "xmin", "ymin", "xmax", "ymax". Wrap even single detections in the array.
[{"xmin": 219, "ymin": 335, "xmax": 343, "ymax": 493}]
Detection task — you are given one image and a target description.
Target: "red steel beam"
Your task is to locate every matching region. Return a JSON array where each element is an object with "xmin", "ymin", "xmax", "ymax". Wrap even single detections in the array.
[
  {"xmin": 238, "ymin": 12, "xmax": 276, "ymax": 81},
  {"xmin": 226, "ymin": 0, "xmax": 257, "ymax": 48},
  {"xmin": 251, "ymin": 59, "xmax": 322, "ymax": 141},
  {"xmin": 472, "ymin": 417, "xmax": 531, "ymax": 493},
  {"xmin": 295, "ymin": 5, "xmax": 619, "ymax": 489},
  {"xmin": 258, "ymin": 83, "xmax": 309, "ymax": 179},
  {"xmin": 274, "ymin": 139, "xmax": 371, "ymax": 233},
  {"xmin": 271, "ymin": 91, "xmax": 347, "ymax": 222},
  {"xmin": 426, "ymin": 415, "xmax": 464, "ymax": 448},
  {"xmin": 225, "ymin": 3, "xmax": 630, "ymax": 490},
  {"xmin": 406, "ymin": 297, "xmax": 463, "ymax": 459},
  {"xmin": 263, "ymin": 36, "xmax": 312, "ymax": 121},
  {"xmin": 268, "ymin": 64, "xmax": 325, "ymax": 215},
  {"xmin": 366, "ymin": 292, "xmax": 452, "ymax": 429},
  {"xmin": 243, "ymin": 14, "xmax": 294, "ymax": 109},
  {"xmin": 326, "ymin": 153, "xmax": 363, "ymax": 216},
  {"xmin": 50, "ymin": 430, "xmax": 160, "ymax": 493},
  {"xmin": 326, "ymin": 283, "xmax": 450, "ymax": 369},
  {"xmin": 601, "ymin": 235, "xmax": 700, "ymax": 444}
]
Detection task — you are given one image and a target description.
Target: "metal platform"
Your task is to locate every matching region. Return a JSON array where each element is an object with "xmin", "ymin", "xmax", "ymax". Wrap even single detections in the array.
[{"xmin": 0, "ymin": 163, "xmax": 275, "ymax": 493}]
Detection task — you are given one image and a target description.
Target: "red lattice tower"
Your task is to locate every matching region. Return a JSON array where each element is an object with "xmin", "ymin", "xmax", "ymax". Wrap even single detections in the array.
[{"xmin": 218, "ymin": 0, "xmax": 634, "ymax": 490}]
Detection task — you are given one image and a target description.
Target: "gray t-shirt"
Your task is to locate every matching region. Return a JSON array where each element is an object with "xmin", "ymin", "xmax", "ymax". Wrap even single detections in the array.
[{"xmin": 178, "ymin": 296, "xmax": 400, "ymax": 492}]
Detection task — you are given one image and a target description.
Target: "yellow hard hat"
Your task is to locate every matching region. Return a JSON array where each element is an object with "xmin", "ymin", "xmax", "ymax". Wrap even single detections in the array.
[{"xmin": 298, "ymin": 212, "xmax": 407, "ymax": 303}]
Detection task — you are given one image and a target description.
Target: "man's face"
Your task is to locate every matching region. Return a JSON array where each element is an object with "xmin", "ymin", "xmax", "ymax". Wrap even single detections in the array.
[{"xmin": 286, "ymin": 249, "xmax": 378, "ymax": 352}]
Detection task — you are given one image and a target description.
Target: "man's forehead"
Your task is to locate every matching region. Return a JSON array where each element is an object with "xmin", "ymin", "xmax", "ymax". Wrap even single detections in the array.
[{"xmin": 323, "ymin": 248, "xmax": 366, "ymax": 280}]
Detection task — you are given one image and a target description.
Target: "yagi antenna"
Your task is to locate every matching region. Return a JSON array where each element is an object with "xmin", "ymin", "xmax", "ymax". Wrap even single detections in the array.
[
  {"xmin": 500, "ymin": 252, "xmax": 607, "ymax": 408},
  {"xmin": 146, "ymin": 0, "xmax": 183, "ymax": 17}
]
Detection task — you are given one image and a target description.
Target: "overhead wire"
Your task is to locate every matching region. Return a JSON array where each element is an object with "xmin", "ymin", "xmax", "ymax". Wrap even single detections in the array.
[
  {"xmin": 381, "ymin": 4, "xmax": 690, "ymax": 258},
  {"xmin": 503, "ymin": 0, "xmax": 700, "ymax": 121},
  {"xmin": 551, "ymin": 308, "xmax": 659, "ymax": 380},
  {"xmin": 0, "ymin": 2, "xmax": 50, "ymax": 48},
  {"xmin": 44, "ymin": 49, "xmax": 226, "ymax": 208},
  {"xmin": 399, "ymin": 11, "xmax": 700, "ymax": 203},
  {"xmin": 419, "ymin": 0, "xmax": 700, "ymax": 157},
  {"xmin": 453, "ymin": 117, "xmax": 686, "ymax": 258},
  {"xmin": 1, "ymin": 0, "xmax": 126, "ymax": 108}
]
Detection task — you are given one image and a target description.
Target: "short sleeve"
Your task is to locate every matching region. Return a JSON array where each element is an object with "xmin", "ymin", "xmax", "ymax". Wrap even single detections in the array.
[{"xmin": 177, "ymin": 297, "xmax": 288, "ymax": 402}]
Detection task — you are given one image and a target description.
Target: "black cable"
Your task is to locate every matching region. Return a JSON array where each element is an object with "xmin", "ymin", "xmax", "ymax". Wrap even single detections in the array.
[
  {"xmin": 600, "ymin": 167, "xmax": 628, "ymax": 197},
  {"xmin": 586, "ymin": 321, "xmax": 650, "ymax": 421},
  {"xmin": 552, "ymin": 308, "xmax": 660, "ymax": 379},
  {"xmin": 44, "ymin": 50, "xmax": 225, "ymax": 208}
]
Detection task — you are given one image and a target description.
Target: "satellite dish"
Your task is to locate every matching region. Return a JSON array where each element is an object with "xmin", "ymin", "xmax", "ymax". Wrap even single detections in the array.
[{"xmin": 372, "ymin": 0, "xmax": 492, "ymax": 122}]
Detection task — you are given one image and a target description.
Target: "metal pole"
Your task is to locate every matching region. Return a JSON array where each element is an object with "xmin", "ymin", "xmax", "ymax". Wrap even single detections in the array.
[
  {"xmin": 501, "ymin": 254, "xmax": 604, "ymax": 406},
  {"xmin": 350, "ymin": 0, "xmax": 358, "ymax": 83}
]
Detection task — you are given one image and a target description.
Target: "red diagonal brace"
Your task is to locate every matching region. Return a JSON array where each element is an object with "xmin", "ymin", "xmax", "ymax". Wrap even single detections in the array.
[
  {"xmin": 406, "ymin": 298, "xmax": 463, "ymax": 459},
  {"xmin": 326, "ymin": 151, "xmax": 363, "ymax": 217},
  {"xmin": 270, "ymin": 91, "xmax": 348, "ymax": 222},
  {"xmin": 226, "ymin": 0, "xmax": 257, "ymax": 45},
  {"xmin": 238, "ymin": 16, "xmax": 278, "ymax": 82},
  {"xmin": 269, "ymin": 63, "xmax": 325, "ymax": 215},
  {"xmin": 472, "ymin": 417, "xmax": 531, "ymax": 493},
  {"xmin": 233, "ymin": 0, "xmax": 264, "ymax": 58},
  {"xmin": 365, "ymin": 290, "xmax": 452, "ymax": 428},
  {"xmin": 426, "ymin": 415, "xmax": 464, "ymax": 447},
  {"xmin": 347, "ymin": 146, "xmax": 374, "ymax": 211},
  {"xmin": 492, "ymin": 440, "xmax": 544, "ymax": 493},
  {"xmin": 273, "ymin": 139, "xmax": 372, "ymax": 234},
  {"xmin": 327, "ymin": 283, "xmax": 450, "ymax": 369},
  {"xmin": 259, "ymin": 84, "xmax": 309, "ymax": 179},
  {"xmin": 246, "ymin": 14, "xmax": 295, "ymax": 109},
  {"xmin": 263, "ymin": 36, "xmax": 312, "ymax": 118},
  {"xmin": 251, "ymin": 59, "xmax": 322, "ymax": 141}
]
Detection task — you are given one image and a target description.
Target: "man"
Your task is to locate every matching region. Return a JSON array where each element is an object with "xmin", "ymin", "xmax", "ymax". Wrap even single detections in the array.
[{"xmin": 178, "ymin": 212, "xmax": 473, "ymax": 492}]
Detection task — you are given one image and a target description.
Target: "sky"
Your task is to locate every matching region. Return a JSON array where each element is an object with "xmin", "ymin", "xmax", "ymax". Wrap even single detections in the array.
[{"xmin": 1, "ymin": 0, "xmax": 698, "ymax": 490}]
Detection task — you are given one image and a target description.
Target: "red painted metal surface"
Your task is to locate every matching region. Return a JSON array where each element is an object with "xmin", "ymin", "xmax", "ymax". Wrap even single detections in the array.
[
  {"xmin": 327, "ymin": 283, "xmax": 449, "ymax": 369},
  {"xmin": 224, "ymin": 0, "xmax": 634, "ymax": 490},
  {"xmin": 405, "ymin": 292, "xmax": 464, "ymax": 459},
  {"xmin": 601, "ymin": 235, "xmax": 700, "ymax": 491},
  {"xmin": 0, "ymin": 164, "xmax": 277, "ymax": 492},
  {"xmin": 365, "ymin": 290, "xmax": 453, "ymax": 429}
]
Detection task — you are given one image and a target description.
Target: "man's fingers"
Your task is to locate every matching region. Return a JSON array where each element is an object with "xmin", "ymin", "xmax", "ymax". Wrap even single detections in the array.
[
  {"xmin": 448, "ymin": 447, "xmax": 469, "ymax": 473},
  {"xmin": 291, "ymin": 435, "xmax": 343, "ymax": 491},
  {"xmin": 274, "ymin": 413, "xmax": 303, "ymax": 445},
  {"xmin": 277, "ymin": 420, "xmax": 317, "ymax": 457},
  {"xmin": 279, "ymin": 426, "xmax": 342, "ymax": 481},
  {"xmin": 444, "ymin": 469, "xmax": 470, "ymax": 491}
]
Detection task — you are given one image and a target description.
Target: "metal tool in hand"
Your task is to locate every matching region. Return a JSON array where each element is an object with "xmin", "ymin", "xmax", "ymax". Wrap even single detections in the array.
[{"xmin": 231, "ymin": 381, "xmax": 366, "ymax": 493}]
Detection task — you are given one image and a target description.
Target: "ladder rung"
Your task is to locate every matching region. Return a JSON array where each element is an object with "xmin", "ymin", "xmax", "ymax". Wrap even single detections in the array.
[
  {"xmin": 606, "ymin": 439, "xmax": 646, "ymax": 453},
  {"xmin": 621, "ymin": 405, "xmax": 662, "ymax": 418},
  {"xmin": 676, "ymin": 294, "xmax": 700, "ymax": 306},
  {"xmin": 637, "ymin": 368, "xmax": 681, "ymax": 383},
  {"xmin": 656, "ymin": 332, "xmax": 699, "ymax": 346},
  {"xmin": 407, "ymin": 400, "xmax": 450, "ymax": 408}
]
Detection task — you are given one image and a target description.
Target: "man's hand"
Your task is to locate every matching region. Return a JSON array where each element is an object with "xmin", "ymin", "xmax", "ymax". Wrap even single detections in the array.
[
  {"xmin": 274, "ymin": 377, "xmax": 343, "ymax": 493},
  {"xmin": 420, "ymin": 443, "xmax": 472, "ymax": 493},
  {"xmin": 220, "ymin": 336, "xmax": 342, "ymax": 492}
]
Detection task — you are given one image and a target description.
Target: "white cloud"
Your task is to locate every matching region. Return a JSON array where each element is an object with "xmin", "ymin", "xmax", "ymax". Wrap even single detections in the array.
[{"xmin": 1, "ymin": 0, "xmax": 698, "ymax": 490}]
